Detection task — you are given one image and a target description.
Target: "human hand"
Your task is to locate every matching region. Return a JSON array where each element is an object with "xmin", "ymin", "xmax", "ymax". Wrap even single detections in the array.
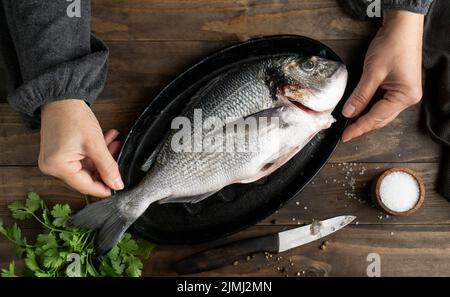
[
  {"xmin": 341, "ymin": 10, "xmax": 424, "ymax": 142},
  {"xmin": 39, "ymin": 99, "xmax": 124, "ymax": 197}
]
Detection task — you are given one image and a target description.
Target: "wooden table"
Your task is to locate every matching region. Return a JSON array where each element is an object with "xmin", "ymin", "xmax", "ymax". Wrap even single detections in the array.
[{"xmin": 0, "ymin": 0, "xmax": 448, "ymax": 277}]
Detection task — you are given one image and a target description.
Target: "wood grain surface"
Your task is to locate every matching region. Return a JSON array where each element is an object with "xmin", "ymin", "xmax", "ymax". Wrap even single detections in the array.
[{"xmin": 0, "ymin": 0, "xmax": 447, "ymax": 277}]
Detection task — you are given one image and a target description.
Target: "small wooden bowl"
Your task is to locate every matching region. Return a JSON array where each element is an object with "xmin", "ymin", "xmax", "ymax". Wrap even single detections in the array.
[{"xmin": 373, "ymin": 167, "xmax": 425, "ymax": 216}]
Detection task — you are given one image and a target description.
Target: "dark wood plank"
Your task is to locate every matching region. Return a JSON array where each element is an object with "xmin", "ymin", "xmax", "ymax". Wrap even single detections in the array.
[
  {"xmin": 141, "ymin": 224, "xmax": 450, "ymax": 276},
  {"xmin": 0, "ymin": 167, "xmax": 84, "ymax": 225},
  {"xmin": 0, "ymin": 163, "xmax": 448, "ymax": 226},
  {"xmin": 0, "ymin": 0, "xmax": 444, "ymax": 278},
  {"xmin": 91, "ymin": 0, "xmax": 377, "ymax": 41},
  {"xmin": 0, "ymin": 40, "xmax": 441, "ymax": 165},
  {"xmin": 3, "ymin": 224, "xmax": 450, "ymax": 276},
  {"xmin": 2, "ymin": 38, "xmax": 366, "ymax": 98},
  {"xmin": 145, "ymin": 225, "xmax": 450, "ymax": 277},
  {"xmin": 104, "ymin": 39, "xmax": 369, "ymax": 90},
  {"xmin": 332, "ymin": 106, "xmax": 441, "ymax": 163},
  {"xmin": 263, "ymin": 162, "xmax": 449, "ymax": 225}
]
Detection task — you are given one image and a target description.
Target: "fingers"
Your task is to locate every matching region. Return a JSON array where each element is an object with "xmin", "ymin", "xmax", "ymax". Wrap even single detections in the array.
[
  {"xmin": 39, "ymin": 158, "xmax": 112, "ymax": 198},
  {"xmin": 107, "ymin": 140, "xmax": 122, "ymax": 158},
  {"xmin": 342, "ymin": 70, "xmax": 385, "ymax": 118},
  {"xmin": 87, "ymin": 131, "xmax": 124, "ymax": 191},
  {"xmin": 81, "ymin": 129, "xmax": 121, "ymax": 172},
  {"xmin": 60, "ymin": 168, "xmax": 112, "ymax": 198},
  {"xmin": 104, "ymin": 129, "xmax": 120, "ymax": 145},
  {"xmin": 89, "ymin": 141, "xmax": 122, "ymax": 183},
  {"xmin": 104, "ymin": 129, "xmax": 122, "ymax": 158},
  {"xmin": 342, "ymin": 98, "xmax": 406, "ymax": 142}
]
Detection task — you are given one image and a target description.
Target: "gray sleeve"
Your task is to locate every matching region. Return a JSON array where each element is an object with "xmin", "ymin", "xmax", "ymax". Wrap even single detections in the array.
[
  {"xmin": 2, "ymin": 0, "xmax": 108, "ymax": 118},
  {"xmin": 383, "ymin": 0, "xmax": 434, "ymax": 14}
]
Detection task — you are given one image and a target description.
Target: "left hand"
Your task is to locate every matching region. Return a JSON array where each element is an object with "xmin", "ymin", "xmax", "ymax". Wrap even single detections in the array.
[{"xmin": 39, "ymin": 99, "xmax": 123, "ymax": 197}]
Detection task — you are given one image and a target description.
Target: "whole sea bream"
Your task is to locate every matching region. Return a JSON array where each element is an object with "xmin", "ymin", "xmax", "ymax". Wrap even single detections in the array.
[{"xmin": 70, "ymin": 55, "xmax": 348, "ymax": 254}]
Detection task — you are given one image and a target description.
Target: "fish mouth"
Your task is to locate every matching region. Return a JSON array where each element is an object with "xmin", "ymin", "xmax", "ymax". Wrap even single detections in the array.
[
  {"xmin": 276, "ymin": 88, "xmax": 320, "ymax": 114},
  {"xmin": 288, "ymin": 98, "xmax": 317, "ymax": 113}
]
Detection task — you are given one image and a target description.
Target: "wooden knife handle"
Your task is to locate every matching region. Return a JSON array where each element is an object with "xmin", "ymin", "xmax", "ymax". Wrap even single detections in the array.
[{"xmin": 174, "ymin": 233, "xmax": 279, "ymax": 275}]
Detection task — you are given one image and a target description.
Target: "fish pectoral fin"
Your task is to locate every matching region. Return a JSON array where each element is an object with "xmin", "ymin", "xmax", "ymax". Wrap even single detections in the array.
[
  {"xmin": 205, "ymin": 106, "xmax": 289, "ymax": 140},
  {"xmin": 157, "ymin": 190, "xmax": 220, "ymax": 204},
  {"xmin": 140, "ymin": 141, "xmax": 165, "ymax": 172},
  {"xmin": 236, "ymin": 146, "xmax": 301, "ymax": 184}
]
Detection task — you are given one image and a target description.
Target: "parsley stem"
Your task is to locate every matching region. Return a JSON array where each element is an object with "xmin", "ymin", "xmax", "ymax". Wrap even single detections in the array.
[
  {"xmin": 28, "ymin": 210, "xmax": 89, "ymax": 235},
  {"xmin": 29, "ymin": 211, "xmax": 67, "ymax": 233},
  {"xmin": 80, "ymin": 232, "xmax": 93, "ymax": 251},
  {"xmin": 88, "ymin": 254, "xmax": 99, "ymax": 276}
]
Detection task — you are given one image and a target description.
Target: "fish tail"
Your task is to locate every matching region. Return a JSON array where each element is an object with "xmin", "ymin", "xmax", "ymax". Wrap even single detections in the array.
[{"xmin": 68, "ymin": 193, "xmax": 139, "ymax": 255}]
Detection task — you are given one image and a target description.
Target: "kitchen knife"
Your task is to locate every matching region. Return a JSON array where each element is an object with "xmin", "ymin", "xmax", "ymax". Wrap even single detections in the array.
[{"xmin": 174, "ymin": 215, "xmax": 356, "ymax": 275}]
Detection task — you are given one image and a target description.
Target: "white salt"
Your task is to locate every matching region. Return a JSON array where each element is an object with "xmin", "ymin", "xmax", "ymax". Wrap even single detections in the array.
[{"xmin": 379, "ymin": 171, "xmax": 420, "ymax": 212}]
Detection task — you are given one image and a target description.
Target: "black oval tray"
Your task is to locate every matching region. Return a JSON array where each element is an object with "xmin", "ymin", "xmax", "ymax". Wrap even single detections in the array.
[{"xmin": 116, "ymin": 35, "xmax": 350, "ymax": 245}]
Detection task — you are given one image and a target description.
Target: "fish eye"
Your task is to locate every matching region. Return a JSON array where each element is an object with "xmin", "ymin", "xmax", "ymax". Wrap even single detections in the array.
[{"xmin": 301, "ymin": 59, "xmax": 316, "ymax": 72}]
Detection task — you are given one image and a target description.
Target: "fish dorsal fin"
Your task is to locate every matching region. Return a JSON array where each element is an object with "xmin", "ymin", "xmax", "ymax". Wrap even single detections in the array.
[{"xmin": 157, "ymin": 190, "xmax": 220, "ymax": 204}]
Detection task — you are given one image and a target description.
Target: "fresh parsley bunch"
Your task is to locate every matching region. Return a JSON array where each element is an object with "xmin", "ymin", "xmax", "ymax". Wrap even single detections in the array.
[{"xmin": 0, "ymin": 192, "xmax": 154, "ymax": 277}]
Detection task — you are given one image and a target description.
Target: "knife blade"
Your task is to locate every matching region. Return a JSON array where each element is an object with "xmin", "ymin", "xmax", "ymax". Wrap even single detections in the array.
[{"xmin": 174, "ymin": 215, "xmax": 356, "ymax": 275}]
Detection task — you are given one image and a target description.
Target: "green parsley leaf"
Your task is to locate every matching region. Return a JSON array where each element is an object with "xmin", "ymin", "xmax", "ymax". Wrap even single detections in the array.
[
  {"xmin": 9, "ymin": 223, "xmax": 22, "ymax": 242},
  {"xmin": 0, "ymin": 193, "xmax": 155, "ymax": 277},
  {"xmin": 34, "ymin": 272, "xmax": 52, "ymax": 277},
  {"xmin": 124, "ymin": 255, "xmax": 143, "ymax": 277},
  {"xmin": 118, "ymin": 233, "xmax": 138, "ymax": 254},
  {"xmin": 99, "ymin": 259, "xmax": 120, "ymax": 277},
  {"xmin": 41, "ymin": 205, "xmax": 52, "ymax": 227},
  {"xmin": 0, "ymin": 219, "xmax": 6, "ymax": 237},
  {"xmin": 42, "ymin": 248, "xmax": 65, "ymax": 270},
  {"xmin": 50, "ymin": 204, "xmax": 71, "ymax": 227},
  {"xmin": 25, "ymin": 192, "xmax": 41, "ymax": 213},
  {"xmin": 0, "ymin": 261, "xmax": 16, "ymax": 277},
  {"xmin": 25, "ymin": 250, "xmax": 41, "ymax": 273},
  {"xmin": 15, "ymin": 238, "xmax": 28, "ymax": 258},
  {"xmin": 136, "ymin": 238, "xmax": 155, "ymax": 259},
  {"xmin": 36, "ymin": 233, "xmax": 59, "ymax": 251},
  {"xmin": 8, "ymin": 201, "xmax": 31, "ymax": 220},
  {"xmin": 111, "ymin": 248, "xmax": 125, "ymax": 275},
  {"xmin": 59, "ymin": 231, "xmax": 73, "ymax": 245},
  {"xmin": 2, "ymin": 222, "xmax": 28, "ymax": 257}
]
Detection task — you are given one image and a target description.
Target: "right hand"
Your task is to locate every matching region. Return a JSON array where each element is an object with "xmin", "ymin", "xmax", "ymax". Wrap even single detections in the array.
[
  {"xmin": 39, "ymin": 99, "xmax": 124, "ymax": 197},
  {"xmin": 341, "ymin": 10, "xmax": 424, "ymax": 142}
]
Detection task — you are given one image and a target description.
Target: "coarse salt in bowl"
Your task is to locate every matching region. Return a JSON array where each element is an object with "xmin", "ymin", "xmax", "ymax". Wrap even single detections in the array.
[{"xmin": 374, "ymin": 168, "xmax": 425, "ymax": 216}]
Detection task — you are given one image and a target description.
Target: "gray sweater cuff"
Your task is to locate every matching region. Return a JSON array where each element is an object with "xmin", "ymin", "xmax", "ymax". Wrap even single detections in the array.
[
  {"xmin": 2, "ymin": 0, "xmax": 108, "ymax": 120},
  {"xmin": 383, "ymin": 0, "xmax": 434, "ymax": 15},
  {"xmin": 6, "ymin": 35, "xmax": 108, "ymax": 116}
]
